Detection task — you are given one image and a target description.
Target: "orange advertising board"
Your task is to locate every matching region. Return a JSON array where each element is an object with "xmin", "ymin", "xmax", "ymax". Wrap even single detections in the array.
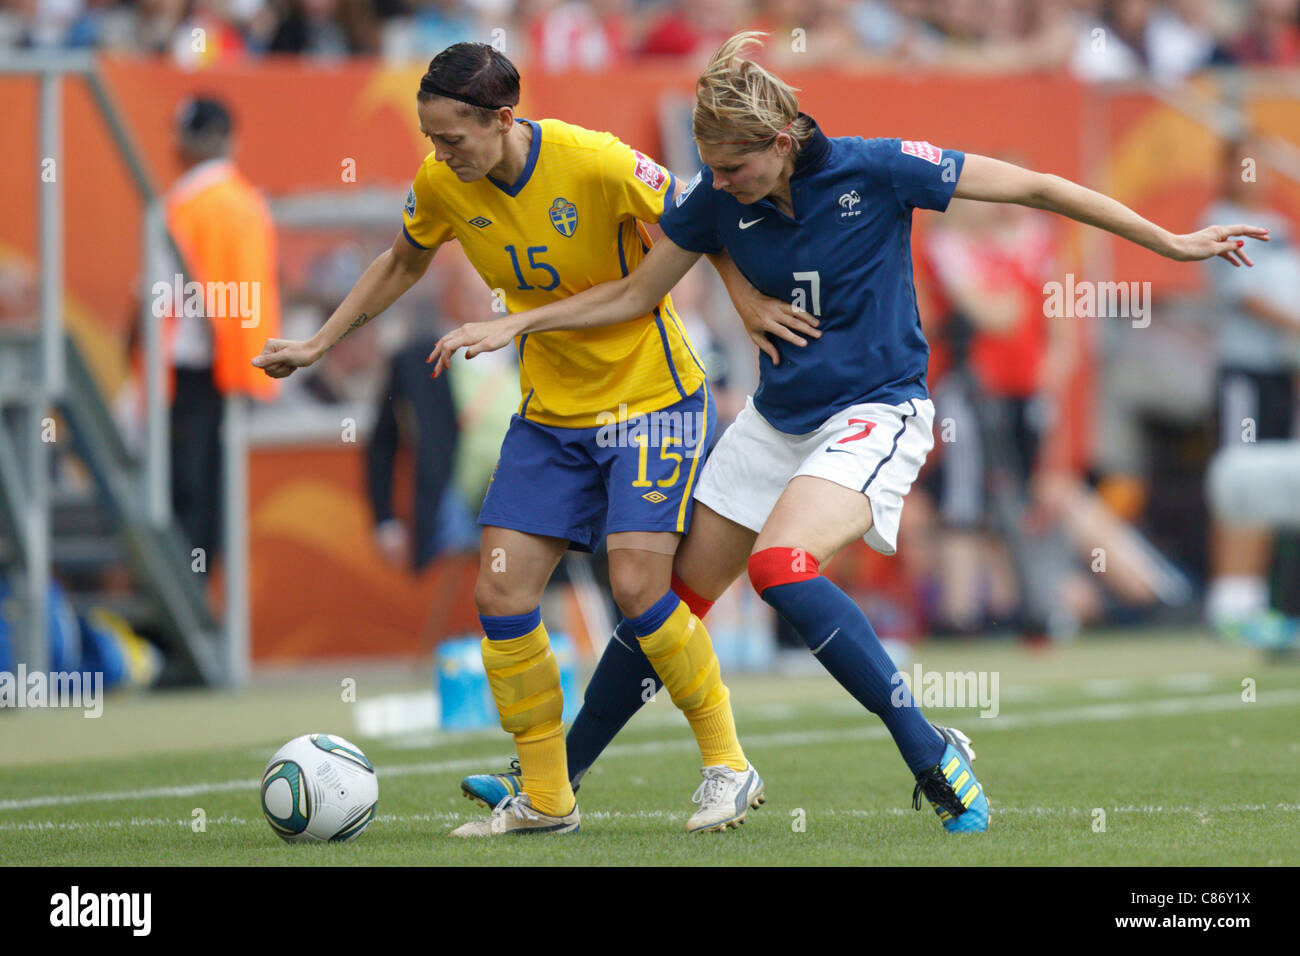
[{"xmin": 2, "ymin": 59, "xmax": 1297, "ymax": 659}]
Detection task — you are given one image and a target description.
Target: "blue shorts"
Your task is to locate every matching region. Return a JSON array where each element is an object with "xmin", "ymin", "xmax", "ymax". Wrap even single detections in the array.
[{"xmin": 478, "ymin": 385, "xmax": 716, "ymax": 552}]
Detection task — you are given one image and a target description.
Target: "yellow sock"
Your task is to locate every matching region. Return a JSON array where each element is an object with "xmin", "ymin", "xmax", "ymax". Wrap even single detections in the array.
[
  {"xmin": 684, "ymin": 686, "xmax": 746, "ymax": 771},
  {"xmin": 513, "ymin": 723, "xmax": 570, "ymax": 817},
  {"xmin": 480, "ymin": 622, "xmax": 574, "ymax": 817},
  {"xmin": 637, "ymin": 600, "xmax": 748, "ymax": 770}
]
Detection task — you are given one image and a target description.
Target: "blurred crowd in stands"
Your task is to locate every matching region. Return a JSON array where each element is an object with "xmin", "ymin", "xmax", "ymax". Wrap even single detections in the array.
[
  {"xmin": 2, "ymin": 0, "xmax": 1299, "ymax": 80},
  {"xmin": 4, "ymin": 0, "xmax": 1298, "ymax": 654}
]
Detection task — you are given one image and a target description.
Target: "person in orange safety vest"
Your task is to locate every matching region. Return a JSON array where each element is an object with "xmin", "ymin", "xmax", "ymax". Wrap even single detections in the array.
[{"xmin": 134, "ymin": 96, "xmax": 281, "ymax": 561}]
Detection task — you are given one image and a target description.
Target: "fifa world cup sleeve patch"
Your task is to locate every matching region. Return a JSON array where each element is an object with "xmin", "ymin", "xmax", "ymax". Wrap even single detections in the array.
[
  {"xmin": 404, "ymin": 186, "xmax": 417, "ymax": 218},
  {"xmin": 901, "ymin": 141, "xmax": 943, "ymax": 165},
  {"xmin": 633, "ymin": 150, "xmax": 667, "ymax": 191}
]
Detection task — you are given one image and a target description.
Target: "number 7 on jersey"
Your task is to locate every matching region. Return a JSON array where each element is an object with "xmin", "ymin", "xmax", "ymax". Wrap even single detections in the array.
[{"xmin": 791, "ymin": 271, "xmax": 821, "ymax": 317}]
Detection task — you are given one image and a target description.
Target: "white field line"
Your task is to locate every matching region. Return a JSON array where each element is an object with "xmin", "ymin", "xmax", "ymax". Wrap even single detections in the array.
[
  {"xmin": 1, "ymin": 687, "xmax": 1298, "ymax": 814},
  {"xmin": 3, "ymin": 803, "xmax": 1300, "ymax": 834},
  {"xmin": 1079, "ymin": 672, "xmax": 1219, "ymax": 698},
  {"xmin": 375, "ymin": 671, "xmax": 1225, "ymax": 733}
]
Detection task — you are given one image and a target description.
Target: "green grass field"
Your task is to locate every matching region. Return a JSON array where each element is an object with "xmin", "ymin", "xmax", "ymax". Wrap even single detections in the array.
[{"xmin": 2, "ymin": 631, "xmax": 1298, "ymax": 866}]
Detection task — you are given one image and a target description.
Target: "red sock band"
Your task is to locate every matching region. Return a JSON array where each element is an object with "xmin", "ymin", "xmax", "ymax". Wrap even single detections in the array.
[
  {"xmin": 747, "ymin": 547, "xmax": 820, "ymax": 595},
  {"xmin": 670, "ymin": 573, "xmax": 715, "ymax": 620}
]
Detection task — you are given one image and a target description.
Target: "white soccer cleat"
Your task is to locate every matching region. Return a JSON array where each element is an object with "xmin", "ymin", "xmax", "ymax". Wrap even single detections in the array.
[
  {"xmin": 685, "ymin": 763, "xmax": 765, "ymax": 833},
  {"xmin": 449, "ymin": 792, "xmax": 580, "ymax": 838}
]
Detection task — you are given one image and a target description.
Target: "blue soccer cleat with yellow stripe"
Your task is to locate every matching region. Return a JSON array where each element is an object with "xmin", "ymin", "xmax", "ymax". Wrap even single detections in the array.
[
  {"xmin": 461, "ymin": 758, "xmax": 524, "ymax": 810},
  {"xmin": 461, "ymin": 758, "xmax": 586, "ymax": 809},
  {"xmin": 912, "ymin": 725, "xmax": 989, "ymax": 833}
]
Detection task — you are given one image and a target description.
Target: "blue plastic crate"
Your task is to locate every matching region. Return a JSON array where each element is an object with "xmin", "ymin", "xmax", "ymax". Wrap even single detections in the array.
[{"xmin": 436, "ymin": 633, "xmax": 581, "ymax": 731}]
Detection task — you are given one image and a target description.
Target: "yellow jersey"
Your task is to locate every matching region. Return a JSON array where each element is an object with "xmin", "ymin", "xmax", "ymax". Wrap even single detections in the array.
[{"xmin": 402, "ymin": 117, "xmax": 706, "ymax": 429}]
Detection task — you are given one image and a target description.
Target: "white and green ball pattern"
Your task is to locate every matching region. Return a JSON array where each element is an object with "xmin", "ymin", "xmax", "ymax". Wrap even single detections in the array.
[
  {"xmin": 260, "ymin": 734, "xmax": 378, "ymax": 843},
  {"xmin": 261, "ymin": 759, "xmax": 311, "ymax": 837}
]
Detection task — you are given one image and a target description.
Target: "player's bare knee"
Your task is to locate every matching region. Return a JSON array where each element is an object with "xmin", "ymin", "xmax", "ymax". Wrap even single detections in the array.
[
  {"xmin": 608, "ymin": 549, "xmax": 673, "ymax": 618},
  {"xmin": 473, "ymin": 574, "xmax": 539, "ymax": 617},
  {"xmin": 609, "ymin": 573, "xmax": 664, "ymax": 620}
]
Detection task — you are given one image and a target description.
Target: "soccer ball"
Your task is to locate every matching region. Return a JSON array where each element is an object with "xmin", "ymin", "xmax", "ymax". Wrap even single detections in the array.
[{"xmin": 260, "ymin": 733, "xmax": 378, "ymax": 843}]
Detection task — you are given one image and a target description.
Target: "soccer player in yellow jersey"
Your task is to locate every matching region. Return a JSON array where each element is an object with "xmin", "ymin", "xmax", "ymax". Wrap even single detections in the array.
[{"xmin": 253, "ymin": 42, "xmax": 792, "ymax": 835}]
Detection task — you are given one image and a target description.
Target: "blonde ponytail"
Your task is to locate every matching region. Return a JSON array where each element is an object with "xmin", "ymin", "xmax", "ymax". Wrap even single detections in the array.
[{"xmin": 694, "ymin": 32, "xmax": 814, "ymax": 153}]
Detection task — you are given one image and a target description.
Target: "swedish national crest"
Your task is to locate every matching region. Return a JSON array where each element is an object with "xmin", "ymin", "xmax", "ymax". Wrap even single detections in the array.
[{"xmin": 549, "ymin": 197, "xmax": 579, "ymax": 237}]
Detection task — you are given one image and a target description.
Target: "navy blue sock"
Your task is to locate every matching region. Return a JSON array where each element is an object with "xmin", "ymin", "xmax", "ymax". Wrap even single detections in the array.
[
  {"xmin": 760, "ymin": 575, "xmax": 944, "ymax": 774},
  {"xmin": 565, "ymin": 618, "xmax": 661, "ymax": 786},
  {"xmin": 478, "ymin": 608, "xmax": 542, "ymax": 641}
]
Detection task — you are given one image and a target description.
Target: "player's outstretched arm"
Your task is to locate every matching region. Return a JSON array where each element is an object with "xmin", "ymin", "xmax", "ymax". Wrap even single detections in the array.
[
  {"xmin": 953, "ymin": 153, "xmax": 1270, "ymax": 267},
  {"xmin": 252, "ymin": 233, "xmax": 436, "ymax": 379},
  {"xmin": 427, "ymin": 237, "xmax": 702, "ymax": 377}
]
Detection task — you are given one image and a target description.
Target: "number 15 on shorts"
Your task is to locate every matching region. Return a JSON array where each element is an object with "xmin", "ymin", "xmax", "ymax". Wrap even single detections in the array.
[{"xmin": 632, "ymin": 434, "xmax": 683, "ymax": 489}]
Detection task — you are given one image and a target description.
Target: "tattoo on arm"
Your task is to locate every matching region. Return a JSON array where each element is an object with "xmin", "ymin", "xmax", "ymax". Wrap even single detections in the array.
[{"xmin": 338, "ymin": 312, "xmax": 370, "ymax": 345}]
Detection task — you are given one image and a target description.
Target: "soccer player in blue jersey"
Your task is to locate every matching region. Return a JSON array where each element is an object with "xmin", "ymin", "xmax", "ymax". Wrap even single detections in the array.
[{"xmin": 433, "ymin": 31, "xmax": 1267, "ymax": 833}]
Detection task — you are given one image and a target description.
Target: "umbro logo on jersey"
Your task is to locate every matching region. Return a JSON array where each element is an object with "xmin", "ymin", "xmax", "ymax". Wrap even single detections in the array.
[
  {"xmin": 838, "ymin": 190, "xmax": 862, "ymax": 218},
  {"xmin": 467, "ymin": 216, "xmax": 493, "ymax": 228},
  {"xmin": 739, "ymin": 217, "xmax": 764, "ymax": 229}
]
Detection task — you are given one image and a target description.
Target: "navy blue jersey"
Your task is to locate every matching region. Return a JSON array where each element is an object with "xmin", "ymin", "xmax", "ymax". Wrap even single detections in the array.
[{"xmin": 661, "ymin": 117, "xmax": 964, "ymax": 434}]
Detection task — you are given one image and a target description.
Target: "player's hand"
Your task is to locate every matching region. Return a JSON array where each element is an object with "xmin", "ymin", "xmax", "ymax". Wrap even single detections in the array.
[
  {"xmin": 1166, "ymin": 224, "xmax": 1270, "ymax": 266},
  {"xmin": 426, "ymin": 320, "xmax": 517, "ymax": 378},
  {"xmin": 732, "ymin": 287, "xmax": 821, "ymax": 366},
  {"xmin": 251, "ymin": 338, "xmax": 321, "ymax": 379}
]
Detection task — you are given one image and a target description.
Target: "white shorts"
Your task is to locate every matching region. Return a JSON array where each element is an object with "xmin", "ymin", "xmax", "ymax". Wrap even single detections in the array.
[{"xmin": 694, "ymin": 396, "xmax": 935, "ymax": 555}]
